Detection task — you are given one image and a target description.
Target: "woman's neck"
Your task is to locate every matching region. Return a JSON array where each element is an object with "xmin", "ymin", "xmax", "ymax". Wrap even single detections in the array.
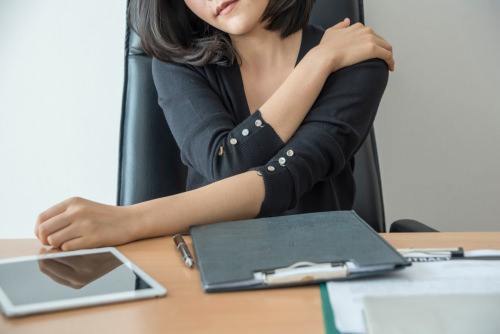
[{"xmin": 229, "ymin": 23, "xmax": 303, "ymax": 75}]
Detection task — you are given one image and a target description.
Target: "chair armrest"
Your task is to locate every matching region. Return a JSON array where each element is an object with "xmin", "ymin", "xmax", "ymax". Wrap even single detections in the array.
[{"xmin": 389, "ymin": 219, "xmax": 439, "ymax": 232}]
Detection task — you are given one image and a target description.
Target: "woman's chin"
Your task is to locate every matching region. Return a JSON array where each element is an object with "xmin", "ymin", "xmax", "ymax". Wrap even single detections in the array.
[{"xmin": 219, "ymin": 19, "xmax": 259, "ymax": 36}]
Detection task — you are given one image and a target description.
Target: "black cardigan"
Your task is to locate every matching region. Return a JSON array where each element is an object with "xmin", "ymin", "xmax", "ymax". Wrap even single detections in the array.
[{"xmin": 151, "ymin": 23, "xmax": 389, "ymax": 217}]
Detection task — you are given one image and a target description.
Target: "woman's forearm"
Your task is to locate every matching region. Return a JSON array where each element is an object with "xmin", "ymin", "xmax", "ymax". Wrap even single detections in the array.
[
  {"xmin": 128, "ymin": 170, "xmax": 265, "ymax": 239},
  {"xmin": 258, "ymin": 47, "xmax": 331, "ymax": 142},
  {"xmin": 126, "ymin": 49, "xmax": 331, "ymax": 241}
]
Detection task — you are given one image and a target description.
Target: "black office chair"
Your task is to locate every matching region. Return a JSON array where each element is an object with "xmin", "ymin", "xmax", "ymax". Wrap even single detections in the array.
[{"xmin": 117, "ymin": 0, "xmax": 436, "ymax": 233}]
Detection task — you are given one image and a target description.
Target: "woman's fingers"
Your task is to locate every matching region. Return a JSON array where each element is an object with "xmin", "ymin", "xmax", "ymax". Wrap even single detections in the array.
[
  {"xmin": 38, "ymin": 211, "xmax": 72, "ymax": 245},
  {"xmin": 346, "ymin": 22, "xmax": 365, "ymax": 32},
  {"xmin": 357, "ymin": 26, "xmax": 393, "ymax": 52},
  {"xmin": 35, "ymin": 197, "xmax": 73, "ymax": 239},
  {"xmin": 331, "ymin": 17, "xmax": 350, "ymax": 29},
  {"xmin": 371, "ymin": 35, "xmax": 393, "ymax": 53},
  {"xmin": 37, "ymin": 198, "xmax": 72, "ymax": 222},
  {"xmin": 60, "ymin": 237, "xmax": 91, "ymax": 252},
  {"xmin": 372, "ymin": 31, "xmax": 392, "ymax": 51},
  {"xmin": 373, "ymin": 45, "xmax": 395, "ymax": 71},
  {"xmin": 360, "ymin": 27, "xmax": 394, "ymax": 71},
  {"xmin": 372, "ymin": 36, "xmax": 395, "ymax": 70},
  {"xmin": 46, "ymin": 222, "xmax": 81, "ymax": 249}
]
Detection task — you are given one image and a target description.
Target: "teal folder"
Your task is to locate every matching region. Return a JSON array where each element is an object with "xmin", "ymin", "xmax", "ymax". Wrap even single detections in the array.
[
  {"xmin": 190, "ymin": 210, "xmax": 410, "ymax": 292},
  {"xmin": 320, "ymin": 283, "xmax": 340, "ymax": 334}
]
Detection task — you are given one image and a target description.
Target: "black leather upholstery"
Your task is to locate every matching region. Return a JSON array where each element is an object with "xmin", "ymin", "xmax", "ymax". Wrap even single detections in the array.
[
  {"xmin": 390, "ymin": 219, "xmax": 438, "ymax": 232},
  {"xmin": 117, "ymin": 0, "xmax": 387, "ymax": 232},
  {"xmin": 117, "ymin": 29, "xmax": 187, "ymax": 205}
]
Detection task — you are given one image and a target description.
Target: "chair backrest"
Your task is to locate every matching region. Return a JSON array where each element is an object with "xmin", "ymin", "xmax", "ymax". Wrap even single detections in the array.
[{"xmin": 117, "ymin": 0, "xmax": 386, "ymax": 232}]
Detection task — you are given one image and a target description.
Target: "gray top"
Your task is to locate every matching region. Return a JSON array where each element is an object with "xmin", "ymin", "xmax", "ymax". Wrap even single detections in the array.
[{"xmin": 151, "ymin": 24, "xmax": 388, "ymax": 217}]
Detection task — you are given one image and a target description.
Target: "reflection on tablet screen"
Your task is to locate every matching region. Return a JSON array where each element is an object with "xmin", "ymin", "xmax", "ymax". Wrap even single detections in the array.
[{"xmin": 0, "ymin": 252, "xmax": 151, "ymax": 306}]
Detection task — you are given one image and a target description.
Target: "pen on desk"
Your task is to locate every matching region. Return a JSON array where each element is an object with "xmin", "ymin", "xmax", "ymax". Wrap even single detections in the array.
[
  {"xmin": 173, "ymin": 234, "xmax": 194, "ymax": 268},
  {"xmin": 397, "ymin": 247, "xmax": 466, "ymax": 262},
  {"xmin": 398, "ymin": 247, "xmax": 464, "ymax": 257}
]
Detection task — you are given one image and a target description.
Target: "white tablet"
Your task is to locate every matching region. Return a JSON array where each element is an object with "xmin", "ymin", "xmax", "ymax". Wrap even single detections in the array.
[{"xmin": 0, "ymin": 247, "xmax": 166, "ymax": 317}]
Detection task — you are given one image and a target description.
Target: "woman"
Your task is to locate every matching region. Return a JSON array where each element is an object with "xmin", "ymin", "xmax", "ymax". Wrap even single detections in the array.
[{"xmin": 34, "ymin": 0, "xmax": 394, "ymax": 251}]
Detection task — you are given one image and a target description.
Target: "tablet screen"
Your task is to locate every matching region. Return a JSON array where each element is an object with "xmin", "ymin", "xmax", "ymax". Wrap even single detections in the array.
[{"xmin": 0, "ymin": 251, "xmax": 151, "ymax": 306}]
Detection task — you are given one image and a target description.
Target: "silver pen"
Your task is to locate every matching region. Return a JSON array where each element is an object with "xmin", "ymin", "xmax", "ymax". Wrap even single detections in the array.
[
  {"xmin": 173, "ymin": 234, "xmax": 194, "ymax": 268},
  {"xmin": 398, "ymin": 247, "xmax": 464, "ymax": 262}
]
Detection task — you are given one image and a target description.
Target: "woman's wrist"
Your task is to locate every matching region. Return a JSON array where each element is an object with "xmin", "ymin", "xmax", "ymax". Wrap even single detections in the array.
[
  {"xmin": 308, "ymin": 45, "xmax": 339, "ymax": 73},
  {"xmin": 121, "ymin": 202, "xmax": 155, "ymax": 242},
  {"xmin": 124, "ymin": 194, "xmax": 184, "ymax": 241}
]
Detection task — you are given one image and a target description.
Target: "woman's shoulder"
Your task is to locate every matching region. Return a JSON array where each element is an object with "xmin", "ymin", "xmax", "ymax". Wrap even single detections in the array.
[
  {"xmin": 152, "ymin": 56, "xmax": 205, "ymax": 77},
  {"xmin": 151, "ymin": 56, "xmax": 224, "ymax": 92},
  {"xmin": 151, "ymin": 56, "xmax": 235, "ymax": 102},
  {"xmin": 152, "ymin": 55, "xmax": 226, "ymax": 80}
]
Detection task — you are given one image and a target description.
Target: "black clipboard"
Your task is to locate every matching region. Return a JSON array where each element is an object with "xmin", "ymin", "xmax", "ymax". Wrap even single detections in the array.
[{"xmin": 190, "ymin": 210, "xmax": 410, "ymax": 292}]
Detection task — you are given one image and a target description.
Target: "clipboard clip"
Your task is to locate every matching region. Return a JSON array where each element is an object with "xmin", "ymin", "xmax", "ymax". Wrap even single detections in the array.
[{"xmin": 254, "ymin": 261, "xmax": 354, "ymax": 286}]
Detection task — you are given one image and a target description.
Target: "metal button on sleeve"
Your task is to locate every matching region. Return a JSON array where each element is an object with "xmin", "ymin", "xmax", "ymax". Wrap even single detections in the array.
[
  {"xmin": 229, "ymin": 138, "xmax": 238, "ymax": 145},
  {"xmin": 242, "ymin": 128, "xmax": 249, "ymax": 136},
  {"xmin": 254, "ymin": 119, "xmax": 263, "ymax": 127},
  {"xmin": 286, "ymin": 149, "xmax": 294, "ymax": 157},
  {"xmin": 278, "ymin": 157, "xmax": 286, "ymax": 166},
  {"xmin": 267, "ymin": 165, "xmax": 275, "ymax": 172}
]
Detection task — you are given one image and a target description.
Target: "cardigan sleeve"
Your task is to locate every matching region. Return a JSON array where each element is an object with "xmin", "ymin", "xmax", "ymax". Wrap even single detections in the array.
[
  {"xmin": 250, "ymin": 59, "xmax": 389, "ymax": 217},
  {"xmin": 152, "ymin": 57, "xmax": 285, "ymax": 183}
]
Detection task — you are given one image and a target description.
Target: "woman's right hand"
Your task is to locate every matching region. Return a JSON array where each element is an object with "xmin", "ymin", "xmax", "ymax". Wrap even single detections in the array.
[{"xmin": 314, "ymin": 18, "xmax": 395, "ymax": 72}]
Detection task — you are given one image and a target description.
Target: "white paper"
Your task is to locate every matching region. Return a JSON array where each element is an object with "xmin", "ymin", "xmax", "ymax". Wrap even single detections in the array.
[{"xmin": 326, "ymin": 260, "xmax": 500, "ymax": 333}]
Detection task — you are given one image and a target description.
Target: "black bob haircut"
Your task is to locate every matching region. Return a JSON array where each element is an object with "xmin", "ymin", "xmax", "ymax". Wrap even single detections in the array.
[{"xmin": 128, "ymin": 0, "xmax": 315, "ymax": 67}]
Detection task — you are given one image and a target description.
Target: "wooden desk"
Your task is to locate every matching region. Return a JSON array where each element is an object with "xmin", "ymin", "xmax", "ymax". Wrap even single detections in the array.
[{"xmin": 1, "ymin": 232, "xmax": 499, "ymax": 334}]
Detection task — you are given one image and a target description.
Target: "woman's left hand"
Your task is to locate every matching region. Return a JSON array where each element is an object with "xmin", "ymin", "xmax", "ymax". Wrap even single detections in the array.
[{"xmin": 34, "ymin": 197, "xmax": 138, "ymax": 251}]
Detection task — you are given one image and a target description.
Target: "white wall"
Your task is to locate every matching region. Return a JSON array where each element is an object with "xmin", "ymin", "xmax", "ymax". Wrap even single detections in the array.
[
  {"xmin": 366, "ymin": 0, "xmax": 500, "ymax": 231},
  {"xmin": 1, "ymin": 0, "xmax": 499, "ymax": 238},
  {"xmin": 0, "ymin": 0, "xmax": 127, "ymax": 238}
]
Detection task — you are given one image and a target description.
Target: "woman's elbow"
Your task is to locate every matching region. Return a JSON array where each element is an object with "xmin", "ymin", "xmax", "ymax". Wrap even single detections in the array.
[{"xmin": 361, "ymin": 58, "xmax": 389, "ymax": 96}]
